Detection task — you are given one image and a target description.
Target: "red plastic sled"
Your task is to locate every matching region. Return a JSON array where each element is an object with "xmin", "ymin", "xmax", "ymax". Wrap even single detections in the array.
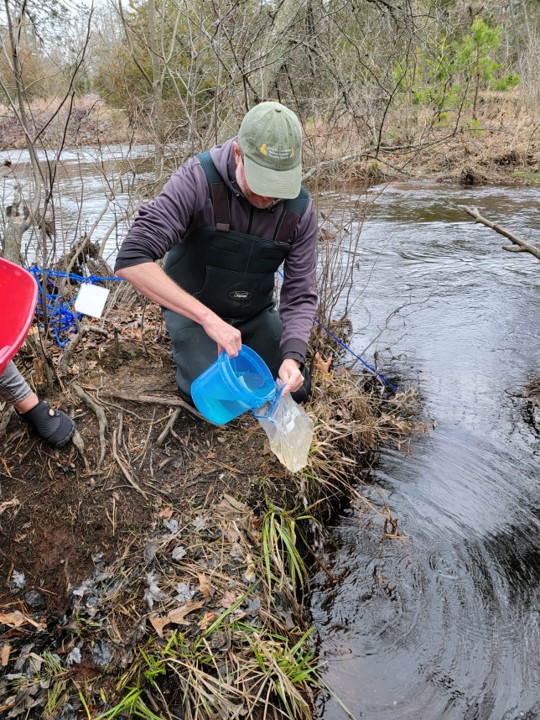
[{"xmin": 0, "ymin": 258, "xmax": 38, "ymax": 376}]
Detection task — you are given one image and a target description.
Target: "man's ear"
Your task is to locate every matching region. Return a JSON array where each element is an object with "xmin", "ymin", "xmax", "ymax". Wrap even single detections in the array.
[{"xmin": 233, "ymin": 142, "xmax": 241, "ymax": 162}]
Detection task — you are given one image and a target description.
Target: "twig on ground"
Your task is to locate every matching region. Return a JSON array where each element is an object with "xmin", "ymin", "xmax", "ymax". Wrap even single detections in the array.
[
  {"xmin": 72, "ymin": 383, "xmax": 108, "ymax": 466},
  {"xmin": 101, "ymin": 390, "xmax": 209, "ymax": 422},
  {"xmin": 111, "ymin": 423, "xmax": 148, "ymax": 499},
  {"xmin": 137, "ymin": 408, "xmax": 156, "ymax": 469},
  {"xmin": 105, "ymin": 494, "xmax": 117, "ymax": 536},
  {"xmin": 156, "ymin": 409, "xmax": 181, "ymax": 446}
]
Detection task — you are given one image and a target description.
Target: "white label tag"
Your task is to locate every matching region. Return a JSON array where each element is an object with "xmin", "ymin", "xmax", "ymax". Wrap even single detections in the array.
[{"xmin": 74, "ymin": 283, "xmax": 110, "ymax": 319}]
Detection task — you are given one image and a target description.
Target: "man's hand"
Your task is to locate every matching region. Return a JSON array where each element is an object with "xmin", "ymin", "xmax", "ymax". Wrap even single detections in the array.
[
  {"xmin": 202, "ymin": 316, "xmax": 242, "ymax": 357},
  {"xmin": 278, "ymin": 358, "xmax": 304, "ymax": 396}
]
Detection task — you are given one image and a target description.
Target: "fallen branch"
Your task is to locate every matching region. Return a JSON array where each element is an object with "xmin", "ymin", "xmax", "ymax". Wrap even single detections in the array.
[
  {"xmin": 302, "ymin": 151, "xmax": 373, "ymax": 181},
  {"xmin": 100, "ymin": 391, "xmax": 207, "ymax": 421},
  {"xmin": 460, "ymin": 205, "xmax": 540, "ymax": 262}
]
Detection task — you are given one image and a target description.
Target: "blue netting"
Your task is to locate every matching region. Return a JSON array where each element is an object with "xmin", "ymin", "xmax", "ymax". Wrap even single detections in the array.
[{"xmin": 27, "ymin": 266, "xmax": 124, "ymax": 348}]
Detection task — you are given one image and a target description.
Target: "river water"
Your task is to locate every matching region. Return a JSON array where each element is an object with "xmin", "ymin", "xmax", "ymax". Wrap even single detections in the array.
[
  {"xmin": 2, "ymin": 148, "xmax": 539, "ymax": 719},
  {"xmin": 311, "ymin": 182, "xmax": 540, "ymax": 720}
]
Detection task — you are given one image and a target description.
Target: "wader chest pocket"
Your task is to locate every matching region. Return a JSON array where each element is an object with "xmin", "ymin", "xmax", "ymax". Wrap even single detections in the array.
[{"xmin": 194, "ymin": 267, "xmax": 275, "ymax": 319}]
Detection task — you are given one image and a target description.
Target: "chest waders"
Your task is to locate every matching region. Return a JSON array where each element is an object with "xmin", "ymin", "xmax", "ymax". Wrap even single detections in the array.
[{"xmin": 163, "ymin": 151, "xmax": 309, "ymax": 402}]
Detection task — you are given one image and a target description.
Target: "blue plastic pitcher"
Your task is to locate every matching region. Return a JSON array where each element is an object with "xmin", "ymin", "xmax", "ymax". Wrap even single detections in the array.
[{"xmin": 191, "ymin": 346, "xmax": 276, "ymax": 425}]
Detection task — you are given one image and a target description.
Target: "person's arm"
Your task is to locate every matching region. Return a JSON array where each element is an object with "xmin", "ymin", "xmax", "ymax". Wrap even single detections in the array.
[
  {"xmin": 115, "ymin": 157, "xmax": 241, "ymax": 357},
  {"xmin": 116, "ymin": 262, "xmax": 241, "ymax": 357},
  {"xmin": 277, "ymin": 199, "xmax": 318, "ymax": 395}
]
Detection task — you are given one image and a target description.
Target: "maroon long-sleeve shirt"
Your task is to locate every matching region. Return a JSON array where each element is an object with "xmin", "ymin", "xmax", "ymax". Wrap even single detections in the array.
[{"xmin": 114, "ymin": 138, "xmax": 318, "ymax": 363}]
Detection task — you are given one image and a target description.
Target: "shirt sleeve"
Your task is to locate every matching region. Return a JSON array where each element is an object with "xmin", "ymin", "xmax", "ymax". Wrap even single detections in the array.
[
  {"xmin": 114, "ymin": 157, "xmax": 207, "ymax": 271},
  {"xmin": 279, "ymin": 197, "xmax": 318, "ymax": 364}
]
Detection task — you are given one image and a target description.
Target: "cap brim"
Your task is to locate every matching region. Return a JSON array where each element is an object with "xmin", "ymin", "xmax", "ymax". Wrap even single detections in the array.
[{"xmin": 243, "ymin": 155, "xmax": 302, "ymax": 200}]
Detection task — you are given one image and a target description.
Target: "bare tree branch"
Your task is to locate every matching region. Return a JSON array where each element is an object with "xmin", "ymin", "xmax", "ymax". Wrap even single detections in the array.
[{"xmin": 460, "ymin": 205, "xmax": 540, "ymax": 262}]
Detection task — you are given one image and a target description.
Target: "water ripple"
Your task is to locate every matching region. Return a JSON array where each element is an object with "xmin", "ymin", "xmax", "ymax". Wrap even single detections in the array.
[{"xmin": 313, "ymin": 181, "xmax": 540, "ymax": 720}]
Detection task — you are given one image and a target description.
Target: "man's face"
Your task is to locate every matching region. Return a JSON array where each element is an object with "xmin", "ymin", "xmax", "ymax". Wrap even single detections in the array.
[{"xmin": 233, "ymin": 142, "xmax": 275, "ymax": 209}]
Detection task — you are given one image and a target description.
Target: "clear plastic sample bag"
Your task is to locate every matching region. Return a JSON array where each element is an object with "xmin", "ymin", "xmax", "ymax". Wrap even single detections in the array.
[{"xmin": 254, "ymin": 388, "xmax": 314, "ymax": 473}]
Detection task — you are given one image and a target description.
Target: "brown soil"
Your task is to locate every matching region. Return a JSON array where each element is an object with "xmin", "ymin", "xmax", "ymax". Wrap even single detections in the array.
[{"xmin": 0, "ymin": 305, "xmax": 289, "ymax": 617}]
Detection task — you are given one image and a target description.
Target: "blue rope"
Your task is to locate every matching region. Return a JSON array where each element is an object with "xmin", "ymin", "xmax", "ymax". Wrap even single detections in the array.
[
  {"xmin": 27, "ymin": 266, "xmax": 124, "ymax": 348},
  {"xmin": 312, "ymin": 318, "xmax": 398, "ymax": 391}
]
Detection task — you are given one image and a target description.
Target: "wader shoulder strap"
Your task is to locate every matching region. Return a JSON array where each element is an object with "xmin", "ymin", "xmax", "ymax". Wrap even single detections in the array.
[
  {"xmin": 274, "ymin": 187, "xmax": 310, "ymax": 244},
  {"xmin": 197, "ymin": 151, "xmax": 231, "ymax": 232}
]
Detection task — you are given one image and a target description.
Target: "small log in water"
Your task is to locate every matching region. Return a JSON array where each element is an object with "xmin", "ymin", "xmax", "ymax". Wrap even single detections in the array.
[{"xmin": 460, "ymin": 205, "xmax": 540, "ymax": 262}]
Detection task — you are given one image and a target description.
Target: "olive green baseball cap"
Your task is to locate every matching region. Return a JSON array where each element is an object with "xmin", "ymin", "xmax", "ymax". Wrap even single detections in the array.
[{"xmin": 238, "ymin": 101, "xmax": 303, "ymax": 199}]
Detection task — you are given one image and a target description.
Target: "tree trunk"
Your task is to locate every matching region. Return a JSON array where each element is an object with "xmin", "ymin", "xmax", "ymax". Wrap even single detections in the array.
[
  {"xmin": 255, "ymin": 0, "xmax": 308, "ymax": 98},
  {"xmin": 3, "ymin": 187, "xmax": 30, "ymax": 265},
  {"xmin": 3, "ymin": 220, "xmax": 26, "ymax": 265}
]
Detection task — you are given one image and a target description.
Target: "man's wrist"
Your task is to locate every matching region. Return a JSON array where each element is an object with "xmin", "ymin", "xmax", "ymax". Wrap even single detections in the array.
[
  {"xmin": 281, "ymin": 338, "xmax": 307, "ymax": 367},
  {"xmin": 282, "ymin": 354, "xmax": 304, "ymax": 371}
]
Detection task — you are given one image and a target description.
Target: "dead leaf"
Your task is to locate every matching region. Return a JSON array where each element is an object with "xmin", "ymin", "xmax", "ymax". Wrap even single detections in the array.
[
  {"xmin": 158, "ymin": 507, "xmax": 173, "ymax": 520},
  {"xmin": 244, "ymin": 553, "xmax": 257, "ymax": 583},
  {"xmin": 313, "ymin": 352, "xmax": 332, "ymax": 376},
  {"xmin": 220, "ymin": 591, "xmax": 238, "ymax": 609},
  {"xmin": 0, "ymin": 610, "xmax": 46, "ymax": 630},
  {"xmin": 149, "ymin": 600, "xmax": 204, "ymax": 638},
  {"xmin": 220, "ymin": 493, "xmax": 250, "ymax": 515},
  {"xmin": 224, "ymin": 525, "xmax": 241, "ymax": 543},
  {"xmin": 1, "ymin": 643, "xmax": 11, "ymax": 666},
  {"xmin": 197, "ymin": 572, "xmax": 214, "ymax": 598},
  {"xmin": 198, "ymin": 611, "xmax": 217, "ymax": 630}
]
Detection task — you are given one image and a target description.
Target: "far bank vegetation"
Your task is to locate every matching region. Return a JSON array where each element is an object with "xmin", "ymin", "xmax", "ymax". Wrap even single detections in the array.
[{"xmin": 1, "ymin": 1, "xmax": 539, "ymax": 183}]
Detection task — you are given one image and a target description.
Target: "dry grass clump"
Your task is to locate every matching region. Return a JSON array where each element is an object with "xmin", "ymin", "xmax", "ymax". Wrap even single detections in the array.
[
  {"xmin": 277, "ymin": 358, "xmax": 429, "ymax": 532},
  {"xmin": 525, "ymin": 377, "xmax": 540, "ymax": 401}
]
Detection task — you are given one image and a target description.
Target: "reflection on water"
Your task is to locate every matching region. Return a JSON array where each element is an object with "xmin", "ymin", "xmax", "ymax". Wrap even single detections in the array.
[{"xmin": 313, "ymin": 182, "xmax": 540, "ymax": 720}]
